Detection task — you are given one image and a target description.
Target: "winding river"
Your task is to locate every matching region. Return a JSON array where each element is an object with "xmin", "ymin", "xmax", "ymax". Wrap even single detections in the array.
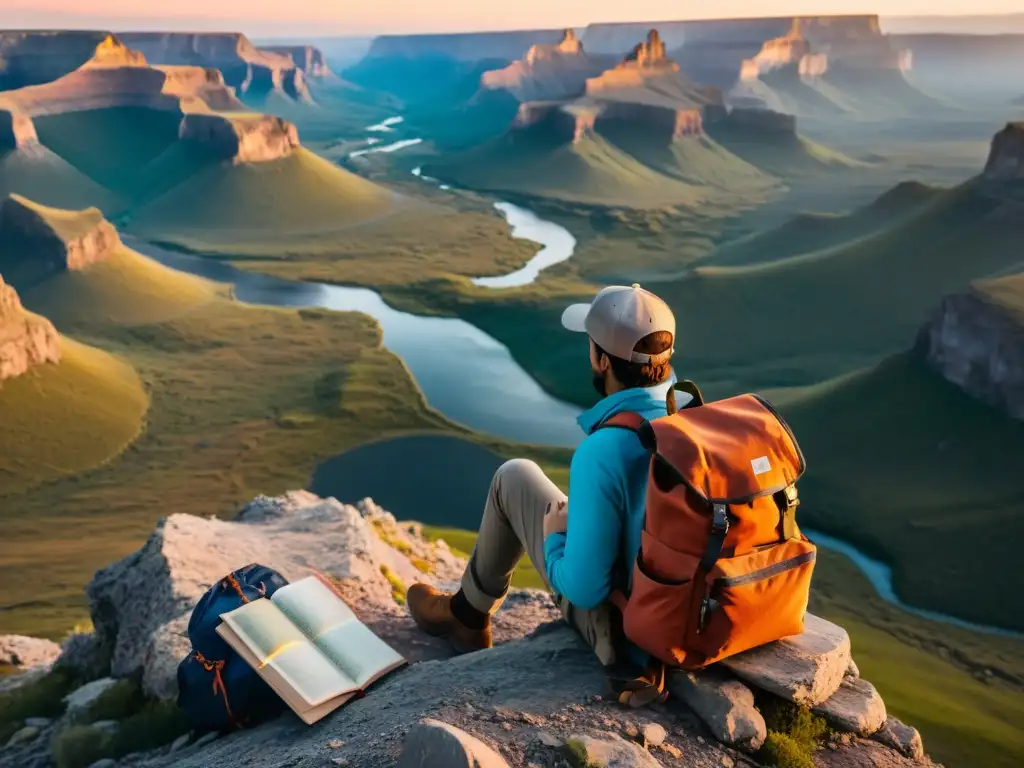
[{"xmin": 123, "ymin": 124, "xmax": 1023, "ymax": 638}]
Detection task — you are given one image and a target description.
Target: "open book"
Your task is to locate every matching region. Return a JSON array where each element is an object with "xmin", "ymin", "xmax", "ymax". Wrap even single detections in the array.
[{"xmin": 216, "ymin": 574, "xmax": 407, "ymax": 724}]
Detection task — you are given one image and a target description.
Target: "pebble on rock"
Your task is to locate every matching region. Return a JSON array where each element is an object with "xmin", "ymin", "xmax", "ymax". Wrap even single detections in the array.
[{"xmin": 641, "ymin": 722, "xmax": 666, "ymax": 747}]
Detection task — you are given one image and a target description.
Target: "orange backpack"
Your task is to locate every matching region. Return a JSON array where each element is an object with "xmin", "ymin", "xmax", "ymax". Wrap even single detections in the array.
[{"xmin": 600, "ymin": 381, "xmax": 815, "ymax": 670}]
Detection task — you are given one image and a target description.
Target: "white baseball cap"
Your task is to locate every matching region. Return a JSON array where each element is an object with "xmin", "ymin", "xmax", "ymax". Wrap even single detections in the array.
[{"xmin": 561, "ymin": 283, "xmax": 675, "ymax": 365}]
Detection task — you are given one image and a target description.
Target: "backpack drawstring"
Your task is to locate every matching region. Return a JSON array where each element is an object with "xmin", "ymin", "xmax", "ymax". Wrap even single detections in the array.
[
  {"xmin": 192, "ymin": 650, "xmax": 240, "ymax": 729},
  {"xmin": 222, "ymin": 573, "xmax": 251, "ymax": 603}
]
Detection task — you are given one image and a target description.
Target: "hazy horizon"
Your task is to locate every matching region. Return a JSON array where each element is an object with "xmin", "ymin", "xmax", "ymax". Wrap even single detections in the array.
[{"xmin": 3, "ymin": 2, "xmax": 1023, "ymax": 37}]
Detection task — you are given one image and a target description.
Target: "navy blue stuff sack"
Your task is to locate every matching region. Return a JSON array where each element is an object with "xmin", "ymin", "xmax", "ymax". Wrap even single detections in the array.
[{"xmin": 176, "ymin": 563, "xmax": 290, "ymax": 732}]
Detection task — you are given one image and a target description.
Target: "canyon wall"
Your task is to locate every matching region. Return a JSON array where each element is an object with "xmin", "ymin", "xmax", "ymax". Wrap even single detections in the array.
[
  {"xmin": 155, "ymin": 66, "xmax": 245, "ymax": 112},
  {"xmin": 364, "ymin": 29, "xmax": 568, "ymax": 61},
  {"xmin": 0, "ymin": 272, "xmax": 60, "ymax": 381},
  {"xmin": 585, "ymin": 29, "xmax": 682, "ymax": 94},
  {"xmin": 178, "ymin": 113, "xmax": 300, "ymax": 164},
  {"xmin": 0, "ymin": 31, "xmax": 122, "ymax": 90},
  {"xmin": 739, "ymin": 16, "xmax": 908, "ymax": 82},
  {"xmin": 595, "ymin": 101, "xmax": 705, "ymax": 138},
  {"xmin": 481, "ymin": 30, "xmax": 613, "ymax": 102},
  {"xmin": 117, "ymin": 33, "xmax": 311, "ymax": 102},
  {"xmin": 983, "ymin": 122, "xmax": 1024, "ymax": 182},
  {"xmin": 263, "ymin": 45, "xmax": 333, "ymax": 77},
  {"xmin": 915, "ymin": 275, "xmax": 1024, "ymax": 420},
  {"xmin": 0, "ymin": 66, "xmax": 182, "ymax": 117}
]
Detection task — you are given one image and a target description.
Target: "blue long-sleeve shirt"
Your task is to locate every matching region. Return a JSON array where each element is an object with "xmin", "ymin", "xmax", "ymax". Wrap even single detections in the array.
[{"xmin": 544, "ymin": 379, "xmax": 690, "ymax": 666}]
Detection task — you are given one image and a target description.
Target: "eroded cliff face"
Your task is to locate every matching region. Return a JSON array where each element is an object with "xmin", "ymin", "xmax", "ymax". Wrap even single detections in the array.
[
  {"xmin": 0, "ymin": 31, "xmax": 117, "ymax": 89},
  {"xmin": 0, "ymin": 108, "xmax": 38, "ymax": 150},
  {"xmin": 0, "ymin": 273, "xmax": 60, "ymax": 381},
  {"xmin": 481, "ymin": 29, "xmax": 613, "ymax": 102},
  {"xmin": 983, "ymin": 122, "xmax": 1024, "ymax": 181},
  {"xmin": 915, "ymin": 276, "xmax": 1024, "ymax": 420},
  {"xmin": 154, "ymin": 66, "xmax": 245, "ymax": 112},
  {"xmin": 739, "ymin": 16, "xmax": 909, "ymax": 82},
  {"xmin": 178, "ymin": 113, "xmax": 300, "ymax": 164},
  {"xmin": 117, "ymin": 33, "xmax": 311, "ymax": 103},
  {"xmin": 586, "ymin": 29, "xmax": 682, "ymax": 94},
  {"xmin": 263, "ymin": 45, "xmax": 333, "ymax": 77},
  {"xmin": 0, "ymin": 195, "xmax": 120, "ymax": 278},
  {"xmin": 0, "ymin": 66, "xmax": 181, "ymax": 116}
]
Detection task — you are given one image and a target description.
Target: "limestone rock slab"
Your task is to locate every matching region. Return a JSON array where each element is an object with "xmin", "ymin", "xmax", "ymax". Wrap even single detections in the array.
[
  {"xmin": 667, "ymin": 668, "xmax": 766, "ymax": 751},
  {"xmin": 722, "ymin": 613, "xmax": 850, "ymax": 706}
]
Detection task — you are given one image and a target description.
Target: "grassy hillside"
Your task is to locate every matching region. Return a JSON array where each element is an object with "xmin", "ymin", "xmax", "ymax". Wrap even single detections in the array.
[
  {"xmin": 436, "ymin": 178, "xmax": 1023, "ymax": 408},
  {"xmin": 0, "ymin": 337, "xmax": 148, "ymax": 495},
  {"xmin": 33, "ymin": 107, "xmax": 184, "ymax": 194},
  {"xmin": 703, "ymin": 180, "xmax": 946, "ymax": 267},
  {"xmin": 126, "ymin": 148, "xmax": 397, "ymax": 249},
  {"xmin": 20, "ymin": 244, "xmax": 220, "ymax": 328},
  {"xmin": 0, "ymin": 148, "xmax": 122, "ymax": 214},
  {"xmin": 425, "ymin": 130, "xmax": 716, "ymax": 209},
  {"xmin": 706, "ymin": 119, "xmax": 861, "ymax": 178},
  {"xmin": 775, "ymin": 353, "xmax": 1024, "ymax": 631},
  {"xmin": 598, "ymin": 124, "xmax": 778, "ymax": 195}
]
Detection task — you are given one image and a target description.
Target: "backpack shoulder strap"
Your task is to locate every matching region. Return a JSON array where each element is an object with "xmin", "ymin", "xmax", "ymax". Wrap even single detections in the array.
[
  {"xmin": 674, "ymin": 379, "xmax": 704, "ymax": 408},
  {"xmin": 597, "ymin": 411, "xmax": 646, "ymax": 432}
]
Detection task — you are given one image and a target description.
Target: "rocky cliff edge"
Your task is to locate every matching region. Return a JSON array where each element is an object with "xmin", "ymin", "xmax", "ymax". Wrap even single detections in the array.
[
  {"xmin": 0, "ymin": 491, "xmax": 932, "ymax": 768},
  {"xmin": 0, "ymin": 194, "xmax": 120, "ymax": 276},
  {"xmin": 178, "ymin": 113, "xmax": 300, "ymax": 164},
  {"xmin": 983, "ymin": 122, "xmax": 1024, "ymax": 182},
  {"xmin": 0, "ymin": 272, "xmax": 60, "ymax": 382},
  {"xmin": 915, "ymin": 273, "xmax": 1024, "ymax": 420}
]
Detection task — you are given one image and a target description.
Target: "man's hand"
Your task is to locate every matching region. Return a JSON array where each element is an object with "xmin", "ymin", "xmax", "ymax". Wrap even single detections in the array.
[{"xmin": 543, "ymin": 499, "xmax": 568, "ymax": 538}]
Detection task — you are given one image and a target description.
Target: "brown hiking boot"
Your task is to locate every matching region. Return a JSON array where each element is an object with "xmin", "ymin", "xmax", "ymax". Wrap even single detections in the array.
[{"xmin": 407, "ymin": 584, "xmax": 492, "ymax": 653}]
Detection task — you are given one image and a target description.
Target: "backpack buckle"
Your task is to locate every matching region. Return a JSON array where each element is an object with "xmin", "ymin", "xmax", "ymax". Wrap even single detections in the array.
[{"xmin": 711, "ymin": 503, "xmax": 729, "ymax": 535}]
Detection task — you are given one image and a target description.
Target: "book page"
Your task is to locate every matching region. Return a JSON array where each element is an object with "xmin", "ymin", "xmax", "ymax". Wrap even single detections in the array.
[
  {"xmin": 271, "ymin": 576, "xmax": 357, "ymax": 639},
  {"xmin": 220, "ymin": 598, "xmax": 357, "ymax": 707},
  {"xmin": 314, "ymin": 619, "xmax": 406, "ymax": 689}
]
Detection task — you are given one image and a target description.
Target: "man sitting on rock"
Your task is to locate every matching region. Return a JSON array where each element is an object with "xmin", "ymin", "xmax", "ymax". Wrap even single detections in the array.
[{"xmin": 408, "ymin": 284, "xmax": 682, "ymax": 707}]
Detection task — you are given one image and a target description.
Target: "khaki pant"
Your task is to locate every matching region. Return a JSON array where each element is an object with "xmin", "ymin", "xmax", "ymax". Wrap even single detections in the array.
[{"xmin": 460, "ymin": 459, "xmax": 619, "ymax": 666}]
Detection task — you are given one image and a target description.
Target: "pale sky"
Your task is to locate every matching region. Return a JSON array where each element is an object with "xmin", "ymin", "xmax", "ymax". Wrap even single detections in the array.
[{"xmin": 4, "ymin": 1, "xmax": 1018, "ymax": 36}]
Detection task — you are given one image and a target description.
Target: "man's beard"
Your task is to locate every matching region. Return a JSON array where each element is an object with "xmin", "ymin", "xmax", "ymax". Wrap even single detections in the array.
[{"xmin": 591, "ymin": 372, "xmax": 607, "ymax": 398}]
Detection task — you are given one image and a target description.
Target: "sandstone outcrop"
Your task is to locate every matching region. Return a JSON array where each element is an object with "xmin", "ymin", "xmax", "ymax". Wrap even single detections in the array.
[
  {"xmin": 262, "ymin": 45, "xmax": 333, "ymax": 78},
  {"xmin": 0, "ymin": 635, "xmax": 61, "ymax": 669},
  {"xmin": 983, "ymin": 122, "xmax": 1024, "ymax": 181},
  {"xmin": 0, "ymin": 272, "xmax": 60, "ymax": 381},
  {"xmin": 0, "ymin": 66, "xmax": 181, "ymax": 117},
  {"xmin": 0, "ymin": 195, "xmax": 119, "ymax": 289},
  {"xmin": 0, "ymin": 489, "xmax": 930, "ymax": 768},
  {"xmin": 178, "ymin": 113, "xmax": 300, "ymax": 164},
  {"xmin": 586, "ymin": 29, "xmax": 680, "ymax": 94},
  {"xmin": 914, "ymin": 273, "xmax": 1024, "ymax": 420},
  {"xmin": 153, "ymin": 66, "xmax": 245, "ymax": 112},
  {"xmin": 481, "ymin": 30, "xmax": 613, "ymax": 102},
  {"xmin": 117, "ymin": 33, "xmax": 312, "ymax": 103}
]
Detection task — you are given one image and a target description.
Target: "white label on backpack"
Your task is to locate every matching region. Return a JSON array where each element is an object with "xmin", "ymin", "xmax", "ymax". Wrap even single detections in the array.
[{"xmin": 751, "ymin": 456, "xmax": 772, "ymax": 476}]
